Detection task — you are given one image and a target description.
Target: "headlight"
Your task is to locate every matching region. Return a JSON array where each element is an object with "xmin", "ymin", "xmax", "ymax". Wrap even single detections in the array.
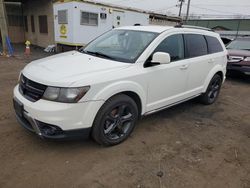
[
  {"xmin": 227, "ymin": 56, "xmax": 244, "ymax": 63},
  {"xmin": 18, "ymin": 72, "xmax": 22, "ymax": 83},
  {"xmin": 244, "ymin": 57, "xmax": 250, "ymax": 62},
  {"xmin": 43, "ymin": 86, "xmax": 90, "ymax": 103}
]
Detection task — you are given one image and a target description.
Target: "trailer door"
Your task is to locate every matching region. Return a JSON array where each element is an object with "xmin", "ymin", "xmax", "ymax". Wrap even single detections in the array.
[{"xmin": 113, "ymin": 11, "xmax": 124, "ymax": 28}]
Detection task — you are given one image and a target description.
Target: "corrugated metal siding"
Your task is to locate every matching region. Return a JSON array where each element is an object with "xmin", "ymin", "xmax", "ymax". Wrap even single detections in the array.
[{"xmin": 187, "ymin": 19, "xmax": 250, "ymax": 31}]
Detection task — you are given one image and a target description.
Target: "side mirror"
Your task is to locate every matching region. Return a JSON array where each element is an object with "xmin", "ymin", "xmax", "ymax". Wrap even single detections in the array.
[{"xmin": 151, "ymin": 52, "xmax": 171, "ymax": 64}]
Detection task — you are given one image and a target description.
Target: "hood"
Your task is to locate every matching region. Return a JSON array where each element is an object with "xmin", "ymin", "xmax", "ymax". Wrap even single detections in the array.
[
  {"xmin": 22, "ymin": 51, "xmax": 131, "ymax": 87},
  {"xmin": 227, "ymin": 49, "xmax": 250, "ymax": 57}
]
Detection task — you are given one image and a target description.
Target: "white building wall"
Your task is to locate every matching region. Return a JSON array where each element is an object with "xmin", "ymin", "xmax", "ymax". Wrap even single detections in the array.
[
  {"xmin": 53, "ymin": 2, "xmax": 75, "ymax": 45},
  {"xmin": 72, "ymin": 2, "xmax": 114, "ymax": 45}
]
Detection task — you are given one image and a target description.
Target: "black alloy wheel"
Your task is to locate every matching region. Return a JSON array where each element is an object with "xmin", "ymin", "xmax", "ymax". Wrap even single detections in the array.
[
  {"xmin": 92, "ymin": 94, "xmax": 138, "ymax": 146},
  {"xmin": 103, "ymin": 104, "xmax": 134, "ymax": 140},
  {"xmin": 199, "ymin": 74, "xmax": 222, "ymax": 105}
]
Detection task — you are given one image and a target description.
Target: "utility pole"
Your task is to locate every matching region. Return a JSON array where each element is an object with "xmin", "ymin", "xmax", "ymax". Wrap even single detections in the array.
[
  {"xmin": 0, "ymin": 0, "xmax": 8, "ymax": 54},
  {"xmin": 178, "ymin": 0, "xmax": 185, "ymax": 17},
  {"xmin": 185, "ymin": 0, "xmax": 191, "ymax": 22}
]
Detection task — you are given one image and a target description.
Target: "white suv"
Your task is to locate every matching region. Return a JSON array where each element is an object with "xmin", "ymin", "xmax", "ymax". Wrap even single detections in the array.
[{"xmin": 13, "ymin": 25, "xmax": 227, "ymax": 146}]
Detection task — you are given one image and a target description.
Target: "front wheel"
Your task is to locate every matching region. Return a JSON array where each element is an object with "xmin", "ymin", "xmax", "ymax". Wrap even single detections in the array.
[
  {"xmin": 199, "ymin": 74, "xmax": 222, "ymax": 105},
  {"xmin": 92, "ymin": 94, "xmax": 138, "ymax": 146}
]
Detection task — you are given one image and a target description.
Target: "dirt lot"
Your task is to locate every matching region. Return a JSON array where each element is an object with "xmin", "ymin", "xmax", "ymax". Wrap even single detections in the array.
[{"xmin": 0, "ymin": 54, "xmax": 250, "ymax": 188}]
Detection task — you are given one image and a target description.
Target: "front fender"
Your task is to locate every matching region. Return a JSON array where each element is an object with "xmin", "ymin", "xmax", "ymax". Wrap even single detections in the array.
[{"xmin": 93, "ymin": 81, "xmax": 147, "ymax": 115}]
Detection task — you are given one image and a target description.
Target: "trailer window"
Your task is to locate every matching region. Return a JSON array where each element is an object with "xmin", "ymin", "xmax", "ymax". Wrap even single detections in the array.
[
  {"xmin": 80, "ymin": 11, "xmax": 98, "ymax": 26},
  {"xmin": 58, "ymin": 10, "xmax": 68, "ymax": 24}
]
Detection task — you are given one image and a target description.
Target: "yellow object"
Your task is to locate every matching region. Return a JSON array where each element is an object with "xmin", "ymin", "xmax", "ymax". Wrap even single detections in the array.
[
  {"xmin": 25, "ymin": 40, "xmax": 31, "ymax": 47},
  {"xmin": 60, "ymin": 24, "xmax": 67, "ymax": 35}
]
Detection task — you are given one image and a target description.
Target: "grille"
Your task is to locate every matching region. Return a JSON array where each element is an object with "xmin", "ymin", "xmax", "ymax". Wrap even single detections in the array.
[{"xmin": 19, "ymin": 74, "xmax": 47, "ymax": 102}]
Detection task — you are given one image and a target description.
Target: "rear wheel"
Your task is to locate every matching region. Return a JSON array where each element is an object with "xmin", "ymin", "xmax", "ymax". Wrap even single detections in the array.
[
  {"xmin": 92, "ymin": 94, "xmax": 138, "ymax": 146},
  {"xmin": 199, "ymin": 74, "xmax": 222, "ymax": 105}
]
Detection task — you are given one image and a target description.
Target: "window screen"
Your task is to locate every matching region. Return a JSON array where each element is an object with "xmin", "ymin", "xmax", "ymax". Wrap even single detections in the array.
[
  {"xmin": 154, "ymin": 34, "xmax": 184, "ymax": 62},
  {"xmin": 80, "ymin": 11, "xmax": 98, "ymax": 26},
  {"xmin": 39, "ymin": 15, "xmax": 48, "ymax": 34},
  {"xmin": 205, "ymin": 35, "xmax": 223, "ymax": 54},
  {"xmin": 184, "ymin": 34, "xmax": 208, "ymax": 58},
  {"xmin": 58, "ymin": 10, "xmax": 68, "ymax": 24}
]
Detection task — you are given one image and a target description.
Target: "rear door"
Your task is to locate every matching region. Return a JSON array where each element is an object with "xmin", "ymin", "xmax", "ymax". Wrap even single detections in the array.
[{"xmin": 183, "ymin": 34, "xmax": 214, "ymax": 96}]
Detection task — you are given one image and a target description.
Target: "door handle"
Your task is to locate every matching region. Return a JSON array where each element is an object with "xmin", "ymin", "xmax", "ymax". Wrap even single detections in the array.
[{"xmin": 179, "ymin": 64, "xmax": 189, "ymax": 70}]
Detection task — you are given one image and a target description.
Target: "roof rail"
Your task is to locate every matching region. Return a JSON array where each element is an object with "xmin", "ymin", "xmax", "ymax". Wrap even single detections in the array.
[{"xmin": 174, "ymin": 24, "xmax": 214, "ymax": 32}]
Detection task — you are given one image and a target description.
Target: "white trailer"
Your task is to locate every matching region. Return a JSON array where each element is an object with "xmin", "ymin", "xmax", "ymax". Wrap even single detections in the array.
[{"xmin": 53, "ymin": 1, "xmax": 150, "ymax": 47}]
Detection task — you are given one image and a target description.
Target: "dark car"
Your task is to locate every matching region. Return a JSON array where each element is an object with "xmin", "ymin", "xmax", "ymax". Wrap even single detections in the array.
[{"xmin": 226, "ymin": 38, "xmax": 250, "ymax": 75}]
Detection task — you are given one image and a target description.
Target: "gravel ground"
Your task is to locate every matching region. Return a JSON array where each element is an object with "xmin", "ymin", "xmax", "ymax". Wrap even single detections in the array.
[{"xmin": 0, "ymin": 53, "xmax": 250, "ymax": 188}]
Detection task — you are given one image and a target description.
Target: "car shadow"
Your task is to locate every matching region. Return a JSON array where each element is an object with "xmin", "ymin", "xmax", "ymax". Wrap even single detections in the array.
[{"xmin": 226, "ymin": 71, "xmax": 250, "ymax": 84}]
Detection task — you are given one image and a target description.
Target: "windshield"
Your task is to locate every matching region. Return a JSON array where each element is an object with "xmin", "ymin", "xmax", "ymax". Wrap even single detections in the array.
[
  {"xmin": 80, "ymin": 29, "xmax": 158, "ymax": 63},
  {"xmin": 226, "ymin": 39, "xmax": 250, "ymax": 51}
]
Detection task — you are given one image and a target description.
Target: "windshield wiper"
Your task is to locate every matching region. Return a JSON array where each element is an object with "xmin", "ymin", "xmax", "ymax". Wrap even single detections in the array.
[{"xmin": 83, "ymin": 50, "xmax": 115, "ymax": 60}]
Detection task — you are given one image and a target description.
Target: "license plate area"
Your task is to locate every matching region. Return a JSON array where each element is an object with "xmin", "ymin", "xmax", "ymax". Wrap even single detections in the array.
[{"xmin": 13, "ymin": 98, "xmax": 24, "ymax": 117}]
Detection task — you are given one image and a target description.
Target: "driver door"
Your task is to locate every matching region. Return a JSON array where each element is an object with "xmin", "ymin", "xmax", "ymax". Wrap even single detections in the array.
[{"xmin": 145, "ymin": 34, "xmax": 189, "ymax": 112}]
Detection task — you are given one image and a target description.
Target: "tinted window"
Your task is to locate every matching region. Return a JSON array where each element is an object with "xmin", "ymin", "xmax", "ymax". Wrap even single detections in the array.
[
  {"xmin": 154, "ymin": 34, "xmax": 184, "ymax": 61},
  {"xmin": 185, "ymin": 34, "xmax": 208, "ymax": 58},
  {"xmin": 205, "ymin": 36, "xmax": 223, "ymax": 53}
]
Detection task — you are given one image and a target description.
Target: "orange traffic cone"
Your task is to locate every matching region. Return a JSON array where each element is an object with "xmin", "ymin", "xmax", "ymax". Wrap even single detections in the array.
[{"xmin": 25, "ymin": 46, "xmax": 30, "ymax": 55}]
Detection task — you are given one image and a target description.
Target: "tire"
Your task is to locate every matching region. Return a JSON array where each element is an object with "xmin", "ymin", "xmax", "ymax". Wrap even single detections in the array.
[
  {"xmin": 91, "ymin": 94, "xmax": 138, "ymax": 146},
  {"xmin": 199, "ymin": 74, "xmax": 222, "ymax": 105}
]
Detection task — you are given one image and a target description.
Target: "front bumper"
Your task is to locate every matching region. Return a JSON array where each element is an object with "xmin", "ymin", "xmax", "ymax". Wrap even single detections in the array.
[
  {"xmin": 227, "ymin": 63, "xmax": 250, "ymax": 75},
  {"xmin": 14, "ymin": 110, "xmax": 91, "ymax": 140},
  {"xmin": 13, "ymin": 85, "xmax": 104, "ymax": 140}
]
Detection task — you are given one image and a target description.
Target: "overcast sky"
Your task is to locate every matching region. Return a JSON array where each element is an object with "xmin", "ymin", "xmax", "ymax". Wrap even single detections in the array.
[{"xmin": 95, "ymin": 0, "xmax": 250, "ymax": 18}]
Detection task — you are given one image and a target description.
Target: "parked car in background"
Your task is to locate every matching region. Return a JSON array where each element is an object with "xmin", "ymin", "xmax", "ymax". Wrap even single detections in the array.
[
  {"xmin": 13, "ymin": 25, "xmax": 227, "ymax": 146},
  {"xmin": 226, "ymin": 38, "xmax": 250, "ymax": 75}
]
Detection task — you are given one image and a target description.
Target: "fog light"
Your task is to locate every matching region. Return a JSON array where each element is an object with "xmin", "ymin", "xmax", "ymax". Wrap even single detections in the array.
[{"xmin": 37, "ymin": 121, "xmax": 63, "ymax": 136}]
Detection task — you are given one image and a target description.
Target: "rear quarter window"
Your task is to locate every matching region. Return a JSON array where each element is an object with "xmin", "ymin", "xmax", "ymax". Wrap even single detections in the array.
[
  {"xmin": 184, "ymin": 34, "xmax": 208, "ymax": 58},
  {"xmin": 205, "ymin": 35, "xmax": 223, "ymax": 54}
]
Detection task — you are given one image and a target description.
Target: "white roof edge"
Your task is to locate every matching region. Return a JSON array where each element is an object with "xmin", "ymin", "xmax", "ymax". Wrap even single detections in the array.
[{"xmin": 115, "ymin": 26, "xmax": 174, "ymax": 33}]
